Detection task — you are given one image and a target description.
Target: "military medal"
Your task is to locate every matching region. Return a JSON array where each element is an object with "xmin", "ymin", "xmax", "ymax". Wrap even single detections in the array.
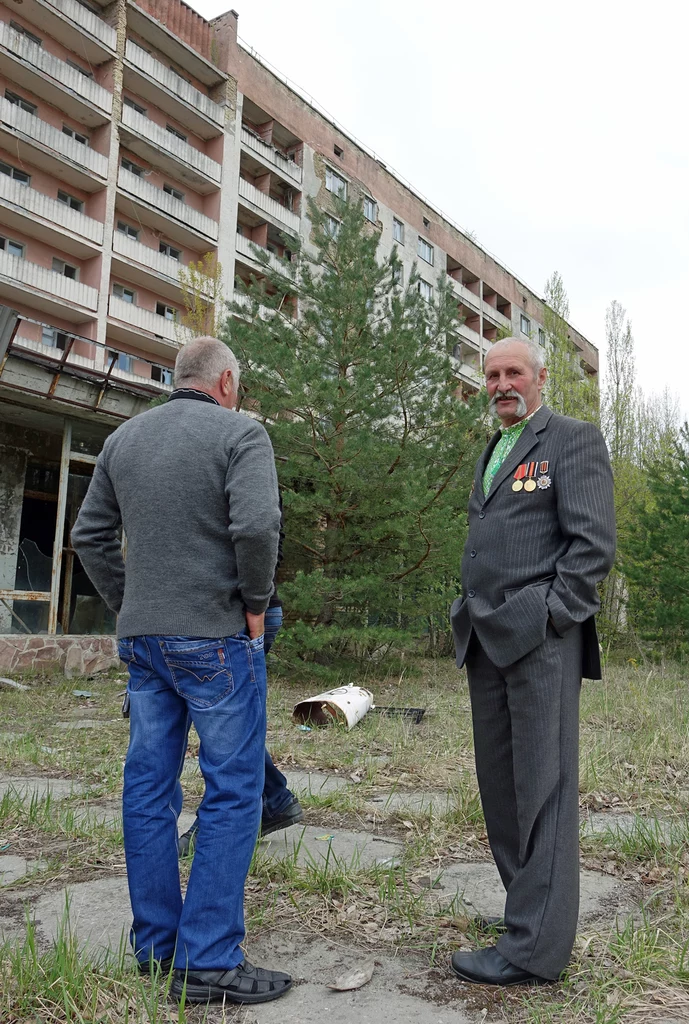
[
  {"xmin": 537, "ymin": 460, "xmax": 551, "ymax": 490},
  {"xmin": 523, "ymin": 461, "xmax": 537, "ymax": 492},
  {"xmin": 512, "ymin": 464, "xmax": 527, "ymax": 492}
]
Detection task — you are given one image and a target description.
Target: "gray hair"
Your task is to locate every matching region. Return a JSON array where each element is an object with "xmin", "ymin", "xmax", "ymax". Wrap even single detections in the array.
[
  {"xmin": 485, "ymin": 337, "xmax": 545, "ymax": 376},
  {"xmin": 174, "ymin": 336, "xmax": 240, "ymax": 390}
]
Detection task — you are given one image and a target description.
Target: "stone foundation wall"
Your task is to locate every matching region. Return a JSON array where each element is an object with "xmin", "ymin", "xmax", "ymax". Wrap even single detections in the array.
[{"xmin": 0, "ymin": 635, "xmax": 118, "ymax": 677}]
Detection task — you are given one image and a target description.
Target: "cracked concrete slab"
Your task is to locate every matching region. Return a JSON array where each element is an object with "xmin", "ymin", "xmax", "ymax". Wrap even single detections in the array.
[
  {"xmin": 259, "ymin": 824, "xmax": 402, "ymax": 869},
  {"xmin": 56, "ymin": 720, "xmax": 109, "ymax": 730},
  {"xmin": 366, "ymin": 789, "xmax": 455, "ymax": 815},
  {"xmin": 0, "ymin": 776, "xmax": 85, "ymax": 801},
  {"xmin": 581, "ymin": 812, "xmax": 673, "ymax": 839},
  {"xmin": 247, "ymin": 932, "xmax": 473, "ymax": 1024},
  {"xmin": 284, "ymin": 771, "xmax": 351, "ymax": 797},
  {"xmin": 433, "ymin": 861, "xmax": 623, "ymax": 922},
  {"xmin": 34, "ymin": 876, "xmax": 130, "ymax": 955},
  {"xmin": 0, "ymin": 854, "xmax": 42, "ymax": 885}
]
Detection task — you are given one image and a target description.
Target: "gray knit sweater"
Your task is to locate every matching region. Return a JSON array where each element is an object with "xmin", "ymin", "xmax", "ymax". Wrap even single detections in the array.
[{"xmin": 71, "ymin": 399, "xmax": 281, "ymax": 639}]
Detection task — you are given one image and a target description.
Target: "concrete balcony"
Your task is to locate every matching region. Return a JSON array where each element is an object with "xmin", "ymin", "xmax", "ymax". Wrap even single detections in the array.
[
  {"xmin": 111, "ymin": 231, "xmax": 214, "ymax": 302},
  {"xmin": 448, "ymin": 276, "xmax": 480, "ymax": 311},
  {"xmin": 125, "ymin": 40, "xmax": 224, "ymax": 139},
  {"xmin": 45, "ymin": 0, "xmax": 117, "ymax": 54},
  {"xmin": 108, "ymin": 294, "xmax": 194, "ymax": 353},
  {"xmin": 456, "ymin": 321, "xmax": 482, "ymax": 350},
  {"xmin": 0, "ymin": 250, "xmax": 98, "ymax": 322},
  {"xmin": 0, "ymin": 174, "xmax": 103, "ymax": 258},
  {"xmin": 235, "ymin": 233, "xmax": 292, "ymax": 276},
  {"xmin": 240, "ymin": 127, "xmax": 302, "ymax": 186},
  {"xmin": 482, "ymin": 301, "xmax": 511, "ymax": 331},
  {"xmin": 0, "ymin": 20, "xmax": 113, "ymax": 127},
  {"xmin": 116, "ymin": 167, "xmax": 219, "ymax": 249},
  {"xmin": 0, "ymin": 96, "xmax": 108, "ymax": 191},
  {"xmin": 238, "ymin": 177, "xmax": 299, "ymax": 235},
  {"xmin": 14, "ymin": 0, "xmax": 118, "ymax": 65},
  {"xmin": 120, "ymin": 105, "xmax": 221, "ymax": 193}
]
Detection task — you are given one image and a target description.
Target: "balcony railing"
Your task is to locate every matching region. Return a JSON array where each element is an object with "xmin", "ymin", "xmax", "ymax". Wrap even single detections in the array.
[
  {"xmin": 117, "ymin": 167, "xmax": 219, "ymax": 240},
  {"xmin": 0, "ymin": 96, "xmax": 109, "ymax": 178},
  {"xmin": 108, "ymin": 294, "xmax": 194, "ymax": 345},
  {"xmin": 0, "ymin": 174, "xmax": 103, "ymax": 244},
  {"xmin": 235, "ymin": 233, "xmax": 292, "ymax": 276},
  {"xmin": 238, "ymin": 177, "xmax": 299, "ymax": 234},
  {"xmin": 0, "ymin": 250, "xmax": 98, "ymax": 310},
  {"xmin": 46, "ymin": 0, "xmax": 117, "ymax": 51},
  {"xmin": 121, "ymin": 106, "xmax": 221, "ymax": 183},
  {"xmin": 112, "ymin": 231, "xmax": 182, "ymax": 281},
  {"xmin": 0, "ymin": 21, "xmax": 113, "ymax": 114},
  {"xmin": 241, "ymin": 127, "xmax": 302, "ymax": 185},
  {"xmin": 448, "ymin": 276, "xmax": 480, "ymax": 310},
  {"xmin": 126, "ymin": 41, "xmax": 223, "ymax": 126},
  {"xmin": 482, "ymin": 301, "xmax": 511, "ymax": 329},
  {"xmin": 455, "ymin": 322, "xmax": 482, "ymax": 349}
]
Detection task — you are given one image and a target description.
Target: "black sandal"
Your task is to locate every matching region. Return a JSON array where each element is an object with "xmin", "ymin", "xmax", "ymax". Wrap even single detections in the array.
[{"xmin": 170, "ymin": 959, "xmax": 292, "ymax": 1004}]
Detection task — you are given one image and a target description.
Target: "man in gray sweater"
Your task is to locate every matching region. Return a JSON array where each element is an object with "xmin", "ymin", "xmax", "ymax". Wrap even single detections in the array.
[{"xmin": 72, "ymin": 337, "xmax": 291, "ymax": 1006}]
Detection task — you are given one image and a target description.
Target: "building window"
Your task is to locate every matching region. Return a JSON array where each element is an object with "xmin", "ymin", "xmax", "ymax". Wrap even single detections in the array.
[
  {"xmin": 418, "ymin": 280, "xmax": 433, "ymax": 302},
  {"xmin": 333, "ymin": 144, "xmax": 344, "ymax": 158},
  {"xmin": 392, "ymin": 264, "xmax": 404, "ymax": 287},
  {"xmin": 124, "ymin": 97, "xmax": 147, "ymax": 116},
  {"xmin": 422, "ymin": 216, "xmax": 430, "ymax": 228},
  {"xmin": 0, "ymin": 160, "xmax": 30, "ymax": 184},
  {"xmin": 62, "ymin": 125, "xmax": 89, "ymax": 145},
  {"xmin": 163, "ymin": 183, "xmax": 185, "ymax": 201},
  {"xmin": 538, "ymin": 327, "xmax": 546, "ymax": 347},
  {"xmin": 108, "ymin": 349, "xmax": 133, "ymax": 372},
  {"xmin": 57, "ymin": 190, "xmax": 83, "ymax": 212},
  {"xmin": 166, "ymin": 124, "xmax": 188, "ymax": 142},
  {"xmin": 66, "ymin": 59, "xmax": 93, "ymax": 79},
  {"xmin": 113, "ymin": 283, "xmax": 136, "ymax": 303},
  {"xmin": 325, "ymin": 215, "xmax": 340, "ymax": 238},
  {"xmin": 520, "ymin": 314, "xmax": 531, "ymax": 335},
  {"xmin": 0, "ymin": 237, "xmax": 25, "ymax": 258},
  {"xmin": 417, "ymin": 237, "xmax": 434, "ymax": 265},
  {"xmin": 52, "ymin": 257, "xmax": 78, "ymax": 280},
  {"xmin": 5, "ymin": 90, "xmax": 36, "ymax": 115},
  {"xmin": 9, "ymin": 21, "xmax": 42, "ymax": 46},
  {"xmin": 325, "ymin": 167, "xmax": 347, "ymax": 199},
  {"xmin": 159, "ymin": 242, "xmax": 181, "ymax": 260},
  {"xmin": 42, "ymin": 327, "xmax": 69, "ymax": 350},
  {"xmin": 151, "ymin": 364, "xmax": 173, "ymax": 385},
  {"xmin": 117, "ymin": 221, "xmax": 139, "ymax": 240},
  {"xmin": 121, "ymin": 157, "xmax": 144, "ymax": 177},
  {"xmin": 156, "ymin": 302, "xmax": 177, "ymax": 320},
  {"xmin": 393, "ymin": 218, "xmax": 404, "ymax": 244},
  {"xmin": 363, "ymin": 196, "xmax": 377, "ymax": 223}
]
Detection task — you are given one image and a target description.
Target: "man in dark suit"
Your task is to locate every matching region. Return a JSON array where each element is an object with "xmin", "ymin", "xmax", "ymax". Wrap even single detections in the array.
[{"xmin": 450, "ymin": 337, "xmax": 615, "ymax": 986}]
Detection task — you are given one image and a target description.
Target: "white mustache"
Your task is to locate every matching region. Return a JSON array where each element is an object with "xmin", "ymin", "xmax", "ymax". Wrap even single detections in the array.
[{"xmin": 489, "ymin": 390, "xmax": 528, "ymax": 418}]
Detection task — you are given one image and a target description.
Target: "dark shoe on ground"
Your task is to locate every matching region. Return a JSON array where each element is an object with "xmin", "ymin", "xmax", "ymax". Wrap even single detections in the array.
[
  {"xmin": 177, "ymin": 823, "xmax": 198, "ymax": 858},
  {"xmin": 260, "ymin": 797, "xmax": 304, "ymax": 837},
  {"xmin": 450, "ymin": 946, "xmax": 549, "ymax": 986},
  {"xmin": 474, "ymin": 915, "xmax": 507, "ymax": 932},
  {"xmin": 170, "ymin": 959, "xmax": 292, "ymax": 1004},
  {"xmin": 137, "ymin": 955, "xmax": 174, "ymax": 974}
]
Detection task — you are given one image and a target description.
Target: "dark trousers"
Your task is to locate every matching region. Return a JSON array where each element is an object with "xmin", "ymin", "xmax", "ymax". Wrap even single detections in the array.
[{"xmin": 465, "ymin": 624, "xmax": 583, "ymax": 980}]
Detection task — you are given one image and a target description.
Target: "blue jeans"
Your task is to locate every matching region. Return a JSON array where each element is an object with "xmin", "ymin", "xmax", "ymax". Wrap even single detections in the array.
[
  {"xmin": 120, "ymin": 632, "xmax": 266, "ymax": 970},
  {"xmin": 262, "ymin": 606, "xmax": 291, "ymax": 816}
]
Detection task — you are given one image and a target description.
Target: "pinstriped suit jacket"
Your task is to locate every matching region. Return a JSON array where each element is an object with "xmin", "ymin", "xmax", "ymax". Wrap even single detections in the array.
[{"xmin": 450, "ymin": 405, "xmax": 616, "ymax": 677}]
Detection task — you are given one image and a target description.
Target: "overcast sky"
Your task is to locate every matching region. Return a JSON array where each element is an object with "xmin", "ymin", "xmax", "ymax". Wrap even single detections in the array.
[{"xmin": 194, "ymin": 0, "xmax": 688, "ymax": 412}]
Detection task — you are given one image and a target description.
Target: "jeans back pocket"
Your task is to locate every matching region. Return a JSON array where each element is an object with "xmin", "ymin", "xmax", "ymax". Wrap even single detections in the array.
[{"xmin": 158, "ymin": 638, "xmax": 234, "ymax": 709}]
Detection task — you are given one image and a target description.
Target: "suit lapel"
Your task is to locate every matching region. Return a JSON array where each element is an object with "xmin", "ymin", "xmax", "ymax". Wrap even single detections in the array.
[{"xmin": 482, "ymin": 406, "xmax": 553, "ymax": 505}]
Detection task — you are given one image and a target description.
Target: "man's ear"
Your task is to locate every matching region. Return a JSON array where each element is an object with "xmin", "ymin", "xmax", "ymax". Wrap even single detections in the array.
[
  {"xmin": 221, "ymin": 368, "xmax": 234, "ymax": 395},
  {"xmin": 538, "ymin": 366, "xmax": 548, "ymax": 390}
]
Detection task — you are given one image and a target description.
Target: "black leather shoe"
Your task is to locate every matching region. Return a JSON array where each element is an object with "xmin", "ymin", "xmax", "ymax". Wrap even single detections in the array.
[
  {"xmin": 474, "ymin": 915, "xmax": 507, "ymax": 933},
  {"xmin": 137, "ymin": 955, "xmax": 174, "ymax": 974},
  {"xmin": 450, "ymin": 946, "xmax": 549, "ymax": 986},
  {"xmin": 260, "ymin": 797, "xmax": 304, "ymax": 837},
  {"xmin": 178, "ymin": 820, "xmax": 199, "ymax": 858},
  {"xmin": 170, "ymin": 959, "xmax": 292, "ymax": 1004}
]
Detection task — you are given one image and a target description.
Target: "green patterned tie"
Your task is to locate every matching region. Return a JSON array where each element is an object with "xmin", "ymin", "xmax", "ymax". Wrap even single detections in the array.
[{"xmin": 482, "ymin": 419, "xmax": 529, "ymax": 495}]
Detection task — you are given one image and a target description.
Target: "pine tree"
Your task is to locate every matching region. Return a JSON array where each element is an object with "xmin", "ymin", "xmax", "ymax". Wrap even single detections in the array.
[
  {"xmin": 623, "ymin": 426, "xmax": 689, "ymax": 657},
  {"xmin": 225, "ymin": 197, "xmax": 486, "ymax": 659}
]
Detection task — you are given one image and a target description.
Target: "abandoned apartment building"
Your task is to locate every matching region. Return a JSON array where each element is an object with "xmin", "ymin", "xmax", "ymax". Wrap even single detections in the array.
[{"xmin": 0, "ymin": 0, "xmax": 599, "ymax": 671}]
